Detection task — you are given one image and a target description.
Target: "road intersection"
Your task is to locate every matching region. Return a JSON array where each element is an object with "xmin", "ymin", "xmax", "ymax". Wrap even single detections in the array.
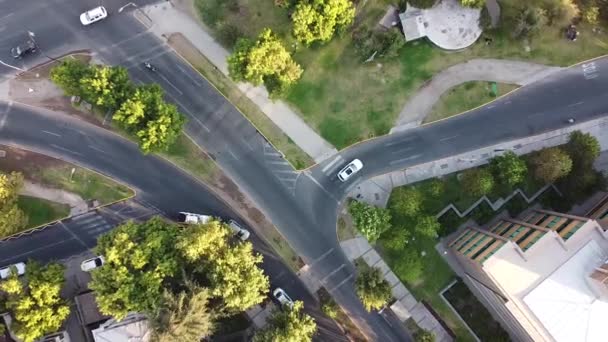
[{"xmin": 1, "ymin": 0, "xmax": 608, "ymax": 340}]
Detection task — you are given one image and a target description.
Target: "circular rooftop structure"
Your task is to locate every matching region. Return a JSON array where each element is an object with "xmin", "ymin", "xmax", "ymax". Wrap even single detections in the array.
[{"xmin": 402, "ymin": 0, "xmax": 482, "ymax": 50}]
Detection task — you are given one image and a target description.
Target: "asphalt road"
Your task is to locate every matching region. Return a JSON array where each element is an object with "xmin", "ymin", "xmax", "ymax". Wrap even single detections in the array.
[{"xmin": 3, "ymin": 0, "xmax": 607, "ymax": 340}]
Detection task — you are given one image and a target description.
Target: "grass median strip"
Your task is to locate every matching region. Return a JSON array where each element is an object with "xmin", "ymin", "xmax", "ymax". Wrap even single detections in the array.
[
  {"xmin": 425, "ymin": 81, "xmax": 520, "ymax": 123},
  {"xmin": 166, "ymin": 33, "xmax": 314, "ymax": 170}
]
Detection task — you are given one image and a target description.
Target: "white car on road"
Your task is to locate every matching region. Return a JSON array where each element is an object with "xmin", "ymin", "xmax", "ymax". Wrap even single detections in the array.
[
  {"xmin": 80, "ymin": 6, "xmax": 107, "ymax": 26},
  {"xmin": 81, "ymin": 256, "xmax": 105, "ymax": 272},
  {"xmin": 177, "ymin": 211, "xmax": 212, "ymax": 225},
  {"xmin": 273, "ymin": 287, "xmax": 294, "ymax": 308},
  {"xmin": 228, "ymin": 220, "xmax": 251, "ymax": 241},
  {"xmin": 0, "ymin": 262, "xmax": 26, "ymax": 279},
  {"xmin": 337, "ymin": 159, "xmax": 363, "ymax": 182}
]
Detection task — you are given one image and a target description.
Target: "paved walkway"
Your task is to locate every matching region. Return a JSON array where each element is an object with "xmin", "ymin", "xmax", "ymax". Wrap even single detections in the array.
[
  {"xmin": 392, "ymin": 59, "xmax": 563, "ymax": 132},
  {"xmin": 21, "ymin": 181, "xmax": 88, "ymax": 215},
  {"xmin": 356, "ymin": 115, "xmax": 608, "ymax": 208},
  {"xmin": 485, "ymin": 0, "xmax": 501, "ymax": 27},
  {"xmin": 341, "ymin": 237, "xmax": 454, "ymax": 342},
  {"xmin": 139, "ymin": 2, "xmax": 337, "ymax": 162}
]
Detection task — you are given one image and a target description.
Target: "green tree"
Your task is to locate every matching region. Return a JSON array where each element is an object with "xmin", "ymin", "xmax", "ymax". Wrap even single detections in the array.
[
  {"xmin": 253, "ymin": 301, "xmax": 317, "ymax": 342},
  {"xmin": 460, "ymin": 0, "xmax": 485, "ymax": 8},
  {"xmin": 113, "ymin": 84, "xmax": 186, "ymax": 153},
  {"xmin": 460, "ymin": 168, "xmax": 494, "ymax": 197},
  {"xmin": 151, "ymin": 286, "xmax": 215, "ymax": 342},
  {"xmin": 89, "ymin": 218, "xmax": 181, "ymax": 320},
  {"xmin": 513, "ymin": 6, "xmax": 548, "ymax": 39},
  {"xmin": 391, "ymin": 247, "xmax": 423, "ymax": 282},
  {"xmin": 413, "ymin": 215, "xmax": 440, "ymax": 238},
  {"xmin": 0, "ymin": 261, "xmax": 70, "ymax": 342},
  {"xmin": 530, "ymin": 147, "xmax": 572, "ymax": 183},
  {"xmin": 582, "ymin": 4, "xmax": 600, "ymax": 25},
  {"xmin": 0, "ymin": 171, "xmax": 27, "ymax": 237},
  {"xmin": 348, "ymin": 200, "xmax": 392, "ymax": 243},
  {"xmin": 355, "ymin": 266, "xmax": 392, "ymax": 312},
  {"xmin": 381, "ymin": 227, "xmax": 411, "ymax": 251},
  {"xmin": 79, "ymin": 65, "xmax": 133, "ymax": 110},
  {"xmin": 414, "ymin": 329, "xmax": 436, "ymax": 342},
  {"xmin": 390, "ymin": 187, "xmax": 422, "ymax": 217},
  {"xmin": 50, "ymin": 59, "xmax": 90, "ymax": 96},
  {"xmin": 320, "ymin": 297, "xmax": 339, "ymax": 319},
  {"xmin": 227, "ymin": 29, "xmax": 303, "ymax": 97},
  {"xmin": 176, "ymin": 220, "xmax": 269, "ymax": 314},
  {"xmin": 489, "ymin": 151, "xmax": 528, "ymax": 188},
  {"xmin": 292, "ymin": 0, "xmax": 355, "ymax": 45},
  {"xmin": 564, "ymin": 131, "xmax": 600, "ymax": 167}
]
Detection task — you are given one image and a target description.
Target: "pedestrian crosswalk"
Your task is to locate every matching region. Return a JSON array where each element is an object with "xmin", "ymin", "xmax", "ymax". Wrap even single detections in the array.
[
  {"xmin": 320, "ymin": 155, "xmax": 345, "ymax": 176},
  {"xmin": 262, "ymin": 141, "xmax": 300, "ymax": 194}
]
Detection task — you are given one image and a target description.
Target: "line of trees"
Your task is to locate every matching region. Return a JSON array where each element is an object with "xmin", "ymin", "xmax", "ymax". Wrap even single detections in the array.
[{"xmin": 50, "ymin": 59, "xmax": 185, "ymax": 153}]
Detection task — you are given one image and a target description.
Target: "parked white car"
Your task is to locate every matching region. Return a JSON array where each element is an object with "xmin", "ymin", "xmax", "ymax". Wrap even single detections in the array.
[
  {"xmin": 228, "ymin": 220, "xmax": 250, "ymax": 241},
  {"xmin": 0, "ymin": 262, "xmax": 26, "ymax": 279},
  {"xmin": 80, "ymin": 6, "xmax": 107, "ymax": 26},
  {"xmin": 177, "ymin": 211, "xmax": 212, "ymax": 225},
  {"xmin": 81, "ymin": 256, "xmax": 105, "ymax": 272},
  {"xmin": 273, "ymin": 288, "xmax": 294, "ymax": 308},
  {"xmin": 337, "ymin": 159, "xmax": 363, "ymax": 182}
]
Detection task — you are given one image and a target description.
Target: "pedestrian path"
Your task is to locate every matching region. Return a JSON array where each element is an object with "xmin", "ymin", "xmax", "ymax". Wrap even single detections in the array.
[
  {"xmin": 138, "ymin": 2, "xmax": 337, "ymax": 163},
  {"xmin": 20, "ymin": 180, "xmax": 88, "ymax": 215},
  {"xmin": 392, "ymin": 59, "xmax": 562, "ymax": 132}
]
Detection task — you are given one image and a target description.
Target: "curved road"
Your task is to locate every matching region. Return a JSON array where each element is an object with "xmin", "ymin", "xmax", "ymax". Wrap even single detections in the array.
[{"xmin": 2, "ymin": 0, "xmax": 608, "ymax": 340}]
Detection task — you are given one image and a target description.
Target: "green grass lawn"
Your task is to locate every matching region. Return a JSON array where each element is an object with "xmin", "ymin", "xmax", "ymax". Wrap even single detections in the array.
[
  {"xmin": 378, "ymin": 237, "xmax": 476, "ymax": 341},
  {"xmin": 425, "ymin": 82, "xmax": 519, "ymax": 123},
  {"xmin": 195, "ymin": 0, "xmax": 608, "ymax": 149},
  {"xmin": 32, "ymin": 166, "xmax": 133, "ymax": 206},
  {"xmin": 18, "ymin": 196, "xmax": 70, "ymax": 229}
]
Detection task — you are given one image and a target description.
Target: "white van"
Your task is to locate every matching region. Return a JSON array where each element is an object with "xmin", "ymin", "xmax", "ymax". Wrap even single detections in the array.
[{"xmin": 228, "ymin": 220, "xmax": 250, "ymax": 241}]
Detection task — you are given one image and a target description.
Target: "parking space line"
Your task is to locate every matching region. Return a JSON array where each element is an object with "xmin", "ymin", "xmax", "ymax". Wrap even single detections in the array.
[
  {"xmin": 321, "ymin": 263, "xmax": 347, "ymax": 283},
  {"xmin": 41, "ymin": 130, "xmax": 61, "ymax": 137},
  {"xmin": 321, "ymin": 155, "xmax": 343, "ymax": 173},
  {"xmin": 176, "ymin": 64, "xmax": 203, "ymax": 87},
  {"xmin": 157, "ymin": 73, "xmax": 184, "ymax": 95},
  {"xmin": 327, "ymin": 273, "xmax": 354, "ymax": 293},
  {"xmin": 59, "ymin": 222, "xmax": 89, "ymax": 249}
]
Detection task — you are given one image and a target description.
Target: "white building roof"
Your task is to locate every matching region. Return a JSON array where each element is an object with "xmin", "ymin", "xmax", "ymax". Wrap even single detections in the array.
[
  {"xmin": 92, "ymin": 315, "xmax": 150, "ymax": 342},
  {"xmin": 399, "ymin": 8, "xmax": 426, "ymax": 41},
  {"xmin": 523, "ymin": 239, "xmax": 608, "ymax": 342}
]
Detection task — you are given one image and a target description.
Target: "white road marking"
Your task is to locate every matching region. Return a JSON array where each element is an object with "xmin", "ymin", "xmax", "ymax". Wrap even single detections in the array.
[
  {"xmin": 51, "ymin": 144, "xmax": 82, "ymax": 156},
  {"xmin": 164, "ymin": 93, "xmax": 210, "ymax": 132},
  {"xmin": 226, "ymin": 148, "xmax": 238, "ymax": 159},
  {"xmin": 104, "ymin": 30, "xmax": 151, "ymax": 50},
  {"xmin": 41, "ymin": 130, "xmax": 61, "ymax": 137},
  {"xmin": 439, "ymin": 135, "xmax": 459, "ymax": 142},
  {"xmin": 568, "ymin": 101, "xmax": 584, "ymax": 107},
  {"xmin": 385, "ymin": 138, "xmax": 414, "ymax": 147},
  {"xmin": 0, "ymin": 238, "xmax": 73, "ymax": 264},
  {"xmin": 89, "ymin": 145, "xmax": 106, "ymax": 154},
  {"xmin": 268, "ymin": 160, "xmax": 290, "ymax": 166},
  {"xmin": 321, "ymin": 264, "xmax": 347, "ymax": 283},
  {"xmin": 321, "ymin": 155, "xmax": 343, "ymax": 173},
  {"xmin": 59, "ymin": 222, "xmax": 88, "ymax": 248},
  {"xmin": 158, "ymin": 73, "xmax": 184, "ymax": 95},
  {"xmin": 310, "ymin": 248, "xmax": 334, "ymax": 265},
  {"xmin": 389, "ymin": 153, "xmax": 422, "ymax": 165},
  {"xmin": 327, "ymin": 274, "xmax": 354, "ymax": 293},
  {"xmin": 391, "ymin": 146, "xmax": 413, "ymax": 154},
  {"xmin": 0, "ymin": 13, "xmax": 14, "ymax": 23},
  {"xmin": 274, "ymin": 169, "xmax": 295, "ymax": 174},
  {"xmin": 304, "ymin": 172, "xmax": 338, "ymax": 202},
  {"xmin": 176, "ymin": 64, "xmax": 203, "ymax": 87}
]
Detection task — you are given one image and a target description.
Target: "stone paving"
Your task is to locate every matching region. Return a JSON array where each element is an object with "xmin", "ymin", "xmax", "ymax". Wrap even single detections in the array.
[
  {"xmin": 341, "ymin": 237, "xmax": 454, "ymax": 342},
  {"xmin": 423, "ymin": 0, "xmax": 482, "ymax": 50}
]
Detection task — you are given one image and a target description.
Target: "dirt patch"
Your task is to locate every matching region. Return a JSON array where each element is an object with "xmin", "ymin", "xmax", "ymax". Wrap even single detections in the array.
[{"xmin": 0, "ymin": 145, "xmax": 62, "ymax": 176}]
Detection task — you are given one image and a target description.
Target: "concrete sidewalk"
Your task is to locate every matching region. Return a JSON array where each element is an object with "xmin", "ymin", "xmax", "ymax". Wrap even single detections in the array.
[
  {"xmin": 356, "ymin": 116, "xmax": 608, "ymax": 208},
  {"xmin": 21, "ymin": 180, "xmax": 88, "ymax": 215},
  {"xmin": 392, "ymin": 59, "xmax": 563, "ymax": 132},
  {"xmin": 139, "ymin": 2, "xmax": 337, "ymax": 162}
]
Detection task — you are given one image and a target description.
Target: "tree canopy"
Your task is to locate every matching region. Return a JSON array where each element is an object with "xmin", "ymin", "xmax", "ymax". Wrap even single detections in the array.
[
  {"xmin": 414, "ymin": 329, "xmax": 436, "ymax": 342},
  {"xmin": 292, "ymin": 0, "xmax": 356, "ymax": 45},
  {"xmin": 460, "ymin": 168, "xmax": 494, "ymax": 197},
  {"xmin": 489, "ymin": 151, "xmax": 528, "ymax": 188},
  {"xmin": 390, "ymin": 187, "xmax": 422, "ymax": 217},
  {"xmin": 176, "ymin": 220, "xmax": 269, "ymax": 314},
  {"xmin": 89, "ymin": 218, "xmax": 181, "ymax": 320},
  {"xmin": 228, "ymin": 28, "xmax": 303, "ymax": 97},
  {"xmin": 50, "ymin": 60, "xmax": 185, "ymax": 153},
  {"xmin": 564, "ymin": 131, "xmax": 600, "ymax": 167},
  {"xmin": 348, "ymin": 200, "xmax": 392, "ymax": 243},
  {"xmin": 460, "ymin": 0, "xmax": 485, "ymax": 8},
  {"xmin": 0, "ymin": 261, "xmax": 70, "ymax": 342},
  {"xmin": 530, "ymin": 147, "xmax": 572, "ymax": 183},
  {"xmin": 150, "ymin": 285, "xmax": 215, "ymax": 342},
  {"xmin": 413, "ymin": 215, "xmax": 440, "ymax": 238},
  {"xmin": 253, "ymin": 301, "xmax": 317, "ymax": 342},
  {"xmin": 0, "ymin": 171, "xmax": 27, "ymax": 237},
  {"xmin": 355, "ymin": 266, "xmax": 392, "ymax": 312}
]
